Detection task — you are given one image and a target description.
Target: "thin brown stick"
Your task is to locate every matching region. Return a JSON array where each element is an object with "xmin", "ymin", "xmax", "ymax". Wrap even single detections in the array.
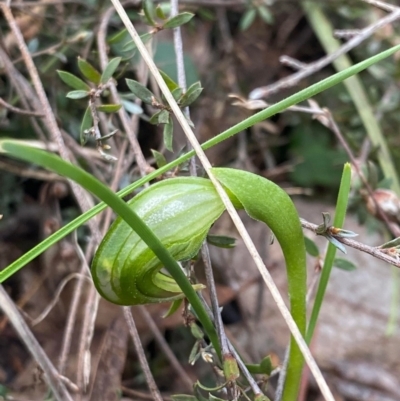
[
  {"xmin": 137, "ymin": 306, "xmax": 193, "ymax": 392},
  {"xmin": 249, "ymin": 6, "xmax": 400, "ymax": 99},
  {"xmin": 0, "ymin": 285, "xmax": 74, "ymax": 401},
  {"xmin": 123, "ymin": 307, "xmax": 163, "ymax": 401},
  {"xmin": 0, "ymin": 97, "xmax": 45, "ymax": 117}
]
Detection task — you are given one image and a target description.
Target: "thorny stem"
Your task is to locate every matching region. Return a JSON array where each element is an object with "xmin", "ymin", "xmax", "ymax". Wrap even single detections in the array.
[
  {"xmin": 123, "ymin": 307, "xmax": 163, "ymax": 401},
  {"xmin": 249, "ymin": 6, "xmax": 400, "ymax": 99}
]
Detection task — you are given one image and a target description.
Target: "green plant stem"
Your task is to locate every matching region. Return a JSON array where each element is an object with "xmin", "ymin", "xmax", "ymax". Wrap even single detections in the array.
[
  {"xmin": 0, "ymin": 140, "xmax": 221, "ymax": 358},
  {"xmin": 302, "ymin": 3, "xmax": 400, "ymax": 196},
  {"xmin": 0, "ymin": 44, "xmax": 399, "ymax": 284},
  {"xmin": 306, "ymin": 163, "xmax": 352, "ymax": 344}
]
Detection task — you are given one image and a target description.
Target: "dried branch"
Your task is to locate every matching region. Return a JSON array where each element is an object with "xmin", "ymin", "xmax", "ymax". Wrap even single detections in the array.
[
  {"xmin": 123, "ymin": 307, "xmax": 163, "ymax": 401},
  {"xmin": 137, "ymin": 306, "xmax": 193, "ymax": 392},
  {"xmin": 0, "ymin": 285, "xmax": 74, "ymax": 401},
  {"xmin": 0, "ymin": 97, "xmax": 45, "ymax": 117}
]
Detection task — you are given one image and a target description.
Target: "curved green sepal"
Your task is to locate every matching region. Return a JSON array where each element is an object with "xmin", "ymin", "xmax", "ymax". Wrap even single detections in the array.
[{"xmin": 211, "ymin": 167, "xmax": 307, "ymax": 401}]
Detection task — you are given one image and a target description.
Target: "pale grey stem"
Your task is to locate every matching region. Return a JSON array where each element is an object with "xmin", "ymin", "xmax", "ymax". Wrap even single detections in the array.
[
  {"xmin": 123, "ymin": 307, "xmax": 163, "ymax": 401},
  {"xmin": 249, "ymin": 7, "xmax": 400, "ymax": 99},
  {"xmin": 0, "ymin": 285, "xmax": 74, "ymax": 401},
  {"xmin": 170, "ymin": 0, "xmax": 197, "ymax": 176},
  {"xmin": 361, "ymin": 0, "xmax": 397, "ymax": 12},
  {"xmin": 75, "ymin": 285, "xmax": 100, "ymax": 397},
  {"xmin": 201, "ymin": 245, "xmax": 231, "ymax": 357},
  {"xmin": 58, "ymin": 236, "xmax": 95, "ymax": 376},
  {"xmin": 137, "ymin": 306, "xmax": 193, "ymax": 391},
  {"xmin": 97, "ymin": 5, "xmax": 151, "ymax": 177}
]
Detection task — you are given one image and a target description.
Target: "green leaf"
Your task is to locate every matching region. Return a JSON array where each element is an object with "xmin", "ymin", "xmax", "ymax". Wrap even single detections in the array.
[
  {"xmin": 162, "ymin": 298, "xmax": 182, "ymax": 318},
  {"xmin": 257, "ymin": 5, "xmax": 273, "ymax": 24},
  {"xmin": 77, "ymin": 57, "xmax": 101, "ymax": 84},
  {"xmin": 159, "ymin": 69, "xmax": 179, "ymax": 91},
  {"xmin": 163, "ymin": 12, "xmax": 194, "ymax": 29},
  {"xmin": 163, "ymin": 116, "xmax": 174, "ymax": 151},
  {"xmin": 66, "ymin": 90, "xmax": 89, "ymax": 99},
  {"xmin": 149, "ymin": 109, "xmax": 170, "ymax": 125},
  {"xmin": 121, "ymin": 100, "xmax": 143, "ymax": 115},
  {"xmin": 333, "ymin": 258, "xmax": 357, "ymax": 271},
  {"xmin": 179, "ymin": 81, "xmax": 203, "ymax": 108},
  {"xmin": 206, "ymin": 234, "xmax": 236, "ymax": 249},
  {"xmin": 151, "ymin": 149, "xmax": 167, "ymax": 168},
  {"xmin": 304, "ymin": 237, "xmax": 319, "ymax": 257},
  {"xmin": 107, "ymin": 28, "xmax": 127, "ymax": 44},
  {"xmin": 143, "ymin": 0, "xmax": 156, "ymax": 26},
  {"xmin": 126, "ymin": 79, "xmax": 154, "ymax": 104},
  {"xmin": 80, "ymin": 106, "xmax": 93, "ymax": 145},
  {"xmin": 57, "ymin": 70, "xmax": 91, "ymax": 91},
  {"xmin": 240, "ymin": 8, "xmax": 256, "ymax": 31},
  {"xmin": 96, "ymin": 104, "xmax": 122, "ymax": 113},
  {"xmin": 100, "ymin": 57, "xmax": 122, "ymax": 84},
  {"xmin": 172, "ymin": 87, "xmax": 183, "ymax": 101},
  {"xmin": 123, "ymin": 32, "xmax": 153, "ymax": 52},
  {"xmin": 211, "ymin": 168, "xmax": 306, "ymax": 400},
  {"xmin": 155, "ymin": 4, "xmax": 167, "ymax": 20}
]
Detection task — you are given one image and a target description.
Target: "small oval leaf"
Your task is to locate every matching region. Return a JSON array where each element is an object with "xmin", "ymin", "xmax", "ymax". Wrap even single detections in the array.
[
  {"xmin": 151, "ymin": 149, "xmax": 167, "ymax": 168},
  {"xmin": 66, "ymin": 90, "xmax": 89, "ymax": 99},
  {"xmin": 163, "ymin": 117, "xmax": 174, "ymax": 152},
  {"xmin": 77, "ymin": 58, "xmax": 101, "ymax": 84},
  {"xmin": 143, "ymin": 0, "xmax": 156, "ymax": 26},
  {"xmin": 163, "ymin": 12, "xmax": 194, "ymax": 29},
  {"xmin": 333, "ymin": 258, "xmax": 357, "ymax": 271},
  {"xmin": 80, "ymin": 106, "xmax": 93, "ymax": 145},
  {"xmin": 159, "ymin": 69, "xmax": 179, "ymax": 91},
  {"xmin": 240, "ymin": 8, "xmax": 256, "ymax": 31},
  {"xmin": 121, "ymin": 99, "xmax": 143, "ymax": 115},
  {"xmin": 304, "ymin": 237, "xmax": 319, "ymax": 257},
  {"xmin": 57, "ymin": 70, "xmax": 91, "ymax": 91},
  {"xmin": 96, "ymin": 104, "xmax": 122, "ymax": 113},
  {"xmin": 100, "ymin": 57, "xmax": 122, "ymax": 84},
  {"xmin": 126, "ymin": 79, "xmax": 154, "ymax": 104}
]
